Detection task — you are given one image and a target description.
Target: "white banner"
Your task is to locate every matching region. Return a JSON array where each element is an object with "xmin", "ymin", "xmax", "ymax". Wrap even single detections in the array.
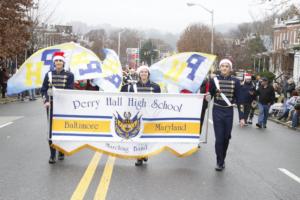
[{"xmin": 51, "ymin": 89, "xmax": 204, "ymax": 158}]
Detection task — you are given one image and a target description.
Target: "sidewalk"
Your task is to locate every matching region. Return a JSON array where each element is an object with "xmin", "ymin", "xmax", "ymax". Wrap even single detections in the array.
[
  {"xmin": 0, "ymin": 96, "xmax": 19, "ymax": 104},
  {"xmin": 0, "ymin": 95, "xmax": 40, "ymax": 104},
  {"xmin": 268, "ymin": 116, "xmax": 300, "ymax": 131}
]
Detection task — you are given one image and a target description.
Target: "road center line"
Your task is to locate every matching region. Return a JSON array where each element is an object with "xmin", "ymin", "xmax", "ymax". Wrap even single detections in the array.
[
  {"xmin": 71, "ymin": 153, "xmax": 102, "ymax": 200},
  {"xmin": 94, "ymin": 156, "xmax": 116, "ymax": 200},
  {"xmin": 0, "ymin": 122, "xmax": 13, "ymax": 128},
  {"xmin": 278, "ymin": 168, "xmax": 300, "ymax": 184}
]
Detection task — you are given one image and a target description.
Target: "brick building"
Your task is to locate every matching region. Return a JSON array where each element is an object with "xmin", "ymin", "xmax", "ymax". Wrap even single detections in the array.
[{"xmin": 269, "ymin": 5, "xmax": 300, "ymax": 84}]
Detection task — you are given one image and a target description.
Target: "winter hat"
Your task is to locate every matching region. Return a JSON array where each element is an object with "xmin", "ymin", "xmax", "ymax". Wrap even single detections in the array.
[
  {"xmin": 136, "ymin": 65, "xmax": 150, "ymax": 74},
  {"xmin": 53, "ymin": 51, "xmax": 65, "ymax": 63},
  {"xmin": 244, "ymin": 73, "xmax": 252, "ymax": 80},
  {"xmin": 219, "ymin": 59, "xmax": 232, "ymax": 69}
]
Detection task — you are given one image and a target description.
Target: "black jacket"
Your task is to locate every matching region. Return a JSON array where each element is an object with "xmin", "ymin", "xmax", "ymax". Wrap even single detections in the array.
[
  {"xmin": 257, "ymin": 85, "xmax": 275, "ymax": 105},
  {"xmin": 41, "ymin": 69, "xmax": 74, "ymax": 102},
  {"xmin": 121, "ymin": 80, "xmax": 161, "ymax": 93}
]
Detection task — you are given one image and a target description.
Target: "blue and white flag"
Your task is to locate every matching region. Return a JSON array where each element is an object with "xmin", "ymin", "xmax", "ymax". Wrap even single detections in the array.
[
  {"xmin": 7, "ymin": 42, "xmax": 114, "ymax": 95},
  {"xmin": 150, "ymin": 52, "xmax": 216, "ymax": 93},
  {"xmin": 92, "ymin": 49, "xmax": 123, "ymax": 92}
]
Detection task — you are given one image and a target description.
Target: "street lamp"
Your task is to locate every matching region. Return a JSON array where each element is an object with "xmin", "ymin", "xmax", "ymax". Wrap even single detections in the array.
[
  {"xmin": 138, "ymin": 39, "xmax": 144, "ymax": 66},
  {"xmin": 187, "ymin": 2, "xmax": 214, "ymax": 54},
  {"xmin": 118, "ymin": 29, "xmax": 125, "ymax": 57}
]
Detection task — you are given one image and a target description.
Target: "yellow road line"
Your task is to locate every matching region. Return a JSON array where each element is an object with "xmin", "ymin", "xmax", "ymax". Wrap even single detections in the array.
[
  {"xmin": 94, "ymin": 156, "xmax": 116, "ymax": 200},
  {"xmin": 71, "ymin": 153, "xmax": 102, "ymax": 200}
]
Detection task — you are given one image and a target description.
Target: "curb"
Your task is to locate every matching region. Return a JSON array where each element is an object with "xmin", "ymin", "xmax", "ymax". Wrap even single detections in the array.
[
  {"xmin": 0, "ymin": 96, "xmax": 41, "ymax": 105},
  {"xmin": 0, "ymin": 97, "xmax": 19, "ymax": 104},
  {"xmin": 268, "ymin": 117, "xmax": 300, "ymax": 131}
]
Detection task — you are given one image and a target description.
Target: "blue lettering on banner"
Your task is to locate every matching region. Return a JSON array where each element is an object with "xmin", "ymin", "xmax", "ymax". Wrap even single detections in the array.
[
  {"xmin": 79, "ymin": 61, "xmax": 102, "ymax": 76},
  {"xmin": 186, "ymin": 54, "xmax": 206, "ymax": 81},
  {"xmin": 105, "ymin": 74, "xmax": 122, "ymax": 88},
  {"xmin": 151, "ymin": 99, "xmax": 183, "ymax": 112},
  {"xmin": 72, "ymin": 99, "xmax": 101, "ymax": 110},
  {"xmin": 41, "ymin": 49, "xmax": 60, "ymax": 71}
]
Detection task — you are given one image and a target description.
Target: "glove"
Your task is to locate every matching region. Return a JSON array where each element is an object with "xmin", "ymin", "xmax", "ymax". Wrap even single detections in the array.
[{"xmin": 205, "ymin": 93, "xmax": 212, "ymax": 102}]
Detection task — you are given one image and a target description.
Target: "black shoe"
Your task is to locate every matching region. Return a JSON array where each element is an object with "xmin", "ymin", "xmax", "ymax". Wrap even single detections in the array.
[
  {"xmin": 49, "ymin": 157, "xmax": 56, "ymax": 164},
  {"xmin": 143, "ymin": 157, "xmax": 148, "ymax": 162},
  {"xmin": 256, "ymin": 123, "xmax": 262, "ymax": 128},
  {"xmin": 263, "ymin": 125, "xmax": 267, "ymax": 128},
  {"xmin": 248, "ymin": 120, "xmax": 252, "ymax": 124},
  {"xmin": 215, "ymin": 164, "xmax": 224, "ymax": 171},
  {"xmin": 135, "ymin": 159, "xmax": 143, "ymax": 166},
  {"xmin": 58, "ymin": 153, "xmax": 64, "ymax": 160}
]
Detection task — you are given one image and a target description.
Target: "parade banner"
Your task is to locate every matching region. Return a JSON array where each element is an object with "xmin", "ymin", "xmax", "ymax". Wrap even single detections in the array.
[
  {"xmin": 51, "ymin": 88, "xmax": 204, "ymax": 158},
  {"xmin": 7, "ymin": 42, "xmax": 122, "ymax": 94},
  {"xmin": 150, "ymin": 52, "xmax": 216, "ymax": 93}
]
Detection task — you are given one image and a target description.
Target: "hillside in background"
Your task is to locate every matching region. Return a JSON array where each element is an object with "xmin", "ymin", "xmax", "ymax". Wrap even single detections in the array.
[{"xmin": 67, "ymin": 21, "xmax": 238, "ymax": 50}]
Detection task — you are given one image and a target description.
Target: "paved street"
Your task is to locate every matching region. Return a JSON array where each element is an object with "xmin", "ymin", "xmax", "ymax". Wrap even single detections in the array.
[{"xmin": 0, "ymin": 99, "xmax": 299, "ymax": 200}]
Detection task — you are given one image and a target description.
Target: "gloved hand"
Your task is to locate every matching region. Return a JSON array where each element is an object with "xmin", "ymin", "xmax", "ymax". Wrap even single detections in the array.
[{"xmin": 205, "ymin": 93, "xmax": 212, "ymax": 102}]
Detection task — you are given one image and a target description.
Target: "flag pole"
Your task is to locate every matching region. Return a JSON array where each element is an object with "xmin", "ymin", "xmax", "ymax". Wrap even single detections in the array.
[{"xmin": 203, "ymin": 100, "xmax": 211, "ymax": 144}]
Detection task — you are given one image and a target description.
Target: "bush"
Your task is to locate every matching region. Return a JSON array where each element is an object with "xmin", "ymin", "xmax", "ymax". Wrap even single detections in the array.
[{"xmin": 257, "ymin": 71, "xmax": 276, "ymax": 82}]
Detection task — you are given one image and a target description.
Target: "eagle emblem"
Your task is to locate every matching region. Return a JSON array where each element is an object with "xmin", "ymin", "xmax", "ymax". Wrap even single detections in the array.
[{"xmin": 114, "ymin": 112, "xmax": 142, "ymax": 139}]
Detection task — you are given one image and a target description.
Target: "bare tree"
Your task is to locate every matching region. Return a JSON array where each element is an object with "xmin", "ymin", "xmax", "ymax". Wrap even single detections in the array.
[
  {"xmin": 0, "ymin": 0, "xmax": 34, "ymax": 59},
  {"xmin": 253, "ymin": 0, "xmax": 296, "ymax": 15},
  {"xmin": 177, "ymin": 23, "xmax": 227, "ymax": 58}
]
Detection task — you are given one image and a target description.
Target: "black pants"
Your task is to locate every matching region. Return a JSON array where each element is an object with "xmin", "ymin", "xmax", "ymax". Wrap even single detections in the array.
[
  {"xmin": 213, "ymin": 106, "xmax": 233, "ymax": 166},
  {"xmin": 243, "ymin": 103, "xmax": 251, "ymax": 122},
  {"xmin": 200, "ymin": 99, "xmax": 208, "ymax": 134},
  {"xmin": 249, "ymin": 107, "xmax": 255, "ymax": 120},
  {"xmin": 1, "ymin": 83, "xmax": 7, "ymax": 98}
]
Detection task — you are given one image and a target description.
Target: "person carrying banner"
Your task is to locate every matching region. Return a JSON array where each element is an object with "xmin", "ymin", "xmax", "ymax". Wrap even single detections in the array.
[
  {"xmin": 41, "ymin": 51, "xmax": 74, "ymax": 164},
  {"xmin": 209, "ymin": 58, "xmax": 245, "ymax": 171},
  {"xmin": 121, "ymin": 65, "xmax": 161, "ymax": 166}
]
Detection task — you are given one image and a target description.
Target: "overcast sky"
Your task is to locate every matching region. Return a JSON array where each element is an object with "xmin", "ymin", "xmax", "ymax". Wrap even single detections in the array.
[{"xmin": 42, "ymin": 0, "xmax": 294, "ymax": 33}]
